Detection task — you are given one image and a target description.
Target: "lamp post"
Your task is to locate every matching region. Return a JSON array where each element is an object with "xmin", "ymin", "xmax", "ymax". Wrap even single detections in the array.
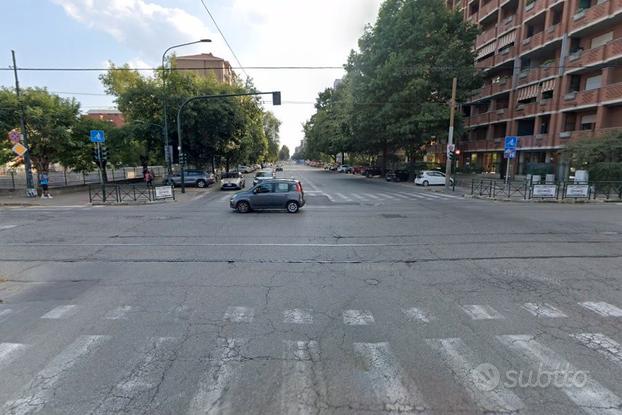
[{"xmin": 161, "ymin": 40, "xmax": 211, "ymax": 179}]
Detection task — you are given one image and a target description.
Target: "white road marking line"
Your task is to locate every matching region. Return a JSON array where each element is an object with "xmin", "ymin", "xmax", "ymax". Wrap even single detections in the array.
[
  {"xmin": 350, "ymin": 193, "xmax": 368, "ymax": 201},
  {"xmin": 579, "ymin": 302, "xmax": 622, "ymax": 317},
  {"xmin": 460, "ymin": 305, "xmax": 505, "ymax": 320},
  {"xmin": 497, "ymin": 334, "xmax": 622, "ymax": 415},
  {"xmin": 334, "ymin": 193, "xmax": 353, "ymax": 202},
  {"xmin": 89, "ymin": 337, "xmax": 178, "ymax": 414},
  {"xmin": 224, "ymin": 306, "xmax": 255, "ymax": 323},
  {"xmin": 0, "ymin": 343, "xmax": 28, "ymax": 368},
  {"xmin": 188, "ymin": 338, "xmax": 245, "ymax": 415},
  {"xmin": 397, "ymin": 192, "xmax": 431, "ymax": 200},
  {"xmin": 354, "ymin": 342, "xmax": 428, "ymax": 413},
  {"xmin": 402, "ymin": 307, "xmax": 434, "ymax": 323},
  {"xmin": 426, "ymin": 338, "xmax": 525, "ymax": 413},
  {"xmin": 571, "ymin": 333, "xmax": 622, "ymax": 367},
  {"xmin": 280, "ymin": 340, "xmax": 327, "ymax": 415},
  {"xmin": 419, "ymin": 192, "xmax": 444, "ymax": 199},
  {"xmin": 283, "ymin": 309, "xmax": 313, "ymax": 324},
  {"xmin": 390, "ymin": 193, "xmax": 413, "ymax": 200},
  {"xmin": 4, "ymin": 335, "xmax": 110, "ymax": 415},
  {"xmin": 40, "ymin": 304, "xmax": 78, "ymax": 319},
  {"xmin": 363, "ymin": 193, "xmax": 381, "ymax": 200},
  {"xmin": 104, "ymin": 305, "xmax": 133, "ymax": 320},
  {"xmin": 322, "ymin": 192, "xmax": 336, "ymax": 202},
  {"xmin": 0, "ymin": 308, "xmax": 13, "ymax": 322},
  {"xmin": 377, "ymin": 192, "xmax": 398, "ymax": 200},
  {"xmin": 0, "ymin": 225, "xmax": 18, "ymax": 230},
  {"xmin": 522, "ymin": 303, "xmax": 568, "ymax": 318},
  {"xmin": 343, "ymin": 309, "xmax": 374, "ymax": 325}
]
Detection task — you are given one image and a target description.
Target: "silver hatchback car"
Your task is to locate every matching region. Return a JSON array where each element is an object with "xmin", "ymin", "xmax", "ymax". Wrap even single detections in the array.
[{"xmin": 230, "ymin": 179, "xmax": 305, "ymax": 213}]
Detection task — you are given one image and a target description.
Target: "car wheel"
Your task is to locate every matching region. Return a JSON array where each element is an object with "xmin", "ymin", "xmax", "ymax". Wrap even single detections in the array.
[
  {"xmin": 423, "ymin": 180, "xmax": 430, "ymax": 187},
  {"xmin": 237, "ymin": 201, "xmax": 251, "ymax": 213},
  {"xmin": 286, "ymin": 201, "xmax": 299, "ymax": 213},
  {"xmin": 196, "ymin": 180, "xmax": 207, "ymax": 188}
]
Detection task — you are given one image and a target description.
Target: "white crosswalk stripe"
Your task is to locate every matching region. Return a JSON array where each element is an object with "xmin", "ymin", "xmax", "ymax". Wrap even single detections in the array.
[
  {"xmin": 0, "ymin": 225, "xmax": 18, "ymax": 230},
  {"xmin": 402, "ymin": 307, "xmax": 434, "ymax": 323},
  {"xmin": 461, "ymin": 305, "xmax": 505, "ymax": 320},
  {"xmin": 3, "ymin": 335, "xmax": 110, "ymax": 415},
  {"xmin": 104, "ymin": 305, "xmax": 134, "ymax": 320},
  {"xmin": 283, "ymin": 308, "xmax": 313, "ymax": 324},
  {"xmin": 334, "ymin": 192, "xmax": 353, "ymax": 202},
  {"xmin": 41, "ymin": 304, "xmax": 78, "ymax": 319},
  {"xmin": 363, "ymin": 193, "xmax": 381, "ymax": 200},
  {"xmin": 0, "ymin": 343, "xmax": 28, "ymax": 369},
  {"xmin": 0, "ymin": 308, "xmax": 13, "ymax": 322},
  {"xmin": 350, "ymin": 193, "xmax": 369, "ymax": 201},
  {"xmin": 280, "ymin": 340, "xmax": 327, "ymax": 415},
  {"xmin": 188, "ymin": 338, "xmax": 246, "ymax": 415},
  {"xmin": 224, "ymin": 306, "xmax": 255, "ymax": 323},
  {"xmin": 377, "ymin": 193, "xmax": 398, "ymax": 200},
  {"xmin": 579, "ymin": 302, "xmax": 622, "ymax": 317},
  {"xmin": 90, "ymin": 337, "xmax": 178, "ymax": 414},
  {"xmin": 343, "ymin": 309, "xmax": 374, "ymax": 325},
  {"xmin": 426, "ymin": 338, "xmax": 525, "ymax": 413},
  {"xmin": 353, "ymin": 342, "xmax": 428, "ymax": 413},
  {"xmin": 522, "ymin": 303, "xmax": 568, "ymax": 318},
  {"xmin": 497, "ymin": 334, "xmax": 622, "ymax": 415},
  {"xmin": 571, "ymin": 333, "xmax": 622, "ymax": 367}
]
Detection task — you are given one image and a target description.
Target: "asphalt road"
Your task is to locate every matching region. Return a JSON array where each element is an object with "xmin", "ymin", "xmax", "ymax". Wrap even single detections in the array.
[{"xmin": 0, "ymin": 165, "xmax": 621, "ymax": 414}]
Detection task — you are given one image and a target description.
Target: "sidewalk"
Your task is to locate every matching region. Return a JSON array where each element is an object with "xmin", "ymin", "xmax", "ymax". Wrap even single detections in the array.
[{"xmin": 0, "ymin": 186, "xmax": 216, "ymax": 207}]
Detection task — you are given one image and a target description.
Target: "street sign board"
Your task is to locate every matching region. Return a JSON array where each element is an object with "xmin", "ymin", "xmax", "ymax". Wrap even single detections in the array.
[
  {"xmin": 447, "ymin": 144, "xmax": 456, "ymax": 154},
  {"xmin": 532, "ymin": 184, "xmax": 557, "ymax": 198},
  {"xmin": 155, "ymin": 186, "xmax": 174, "ymax": 200},
  {"xmin": 90, "ymin": 130, "xmax": 105, "ymax": 143},
  {"xmin": 504, "ymin": 136, "xmax": 518, "ymax": 151},
  {"xmin": 8, "ymin": 129, "xmax": 21, "ymax": 144},
  {"xmin": 12, "ymin": 142, "xmax": 27, "ymax": 156},
  {"xmin": 504, "ymin": 149, "xmax": 516, "ymax": 159},
  {"xmin": 566, "ymin": 184, "xmax": 589, "ymax": 198}
]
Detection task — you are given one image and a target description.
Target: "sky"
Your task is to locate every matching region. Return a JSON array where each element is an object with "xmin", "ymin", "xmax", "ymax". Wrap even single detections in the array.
[{"xmin": 0, "ymin": 0, "xmax": 383, "ymax": 152}]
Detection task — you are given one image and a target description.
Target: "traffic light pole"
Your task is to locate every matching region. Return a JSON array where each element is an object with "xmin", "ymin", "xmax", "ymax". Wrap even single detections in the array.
[
  {"xmin": 96, "ymin": 142, "xmax": 106, "ymax": 202},
  {"xmin": 445, "ymin": 78, "xmax": 457, "ymax": 190}
]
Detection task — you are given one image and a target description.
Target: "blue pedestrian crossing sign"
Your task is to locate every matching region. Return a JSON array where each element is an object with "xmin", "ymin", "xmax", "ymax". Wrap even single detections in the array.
[
  {"xmin": 90, "ymin": 130, "xmax": 105, "ymax": 143},
  {"xmin": 504, "ymin": 136, "xmax": 518, "ymax": 159}
]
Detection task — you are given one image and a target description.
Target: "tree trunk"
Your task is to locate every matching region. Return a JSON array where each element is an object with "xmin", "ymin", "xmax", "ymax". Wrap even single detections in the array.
[
  {"xmin": 382, "ymin": 141, "xmax": 388, "ymax": 174},
  {"xmin": 225, "ymin": 158, "xmax": 230, "ymax": 173}
]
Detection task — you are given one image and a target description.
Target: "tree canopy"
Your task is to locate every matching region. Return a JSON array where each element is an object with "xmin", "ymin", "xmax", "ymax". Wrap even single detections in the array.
[{"xmin": 302, "ymin": 0, "xmax": 480, "ymax": 168}]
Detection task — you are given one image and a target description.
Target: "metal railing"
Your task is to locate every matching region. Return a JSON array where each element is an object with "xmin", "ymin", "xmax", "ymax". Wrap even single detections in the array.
[
  {"xmin": 88, "ymin": 184, "xmax": 175, "ymax": 203},
  {"xmin": 470, "ymin": 179, "xmax": 622, "ymax": 201}
]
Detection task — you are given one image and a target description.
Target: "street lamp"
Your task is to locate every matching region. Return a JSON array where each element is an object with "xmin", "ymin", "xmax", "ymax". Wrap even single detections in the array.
[{"xmin": 161, "ymin": 39, "xmax": 211, "ymax": 179}]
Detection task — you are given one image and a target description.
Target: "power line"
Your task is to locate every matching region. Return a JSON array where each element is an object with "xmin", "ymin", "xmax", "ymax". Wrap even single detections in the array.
[
  {"xmin": 198, "ymin": 0, "xmax": 249, "ymax": 79},
  {"xmin": 1, "ymin": 66, "xmax": 343, "ymax": 72}
]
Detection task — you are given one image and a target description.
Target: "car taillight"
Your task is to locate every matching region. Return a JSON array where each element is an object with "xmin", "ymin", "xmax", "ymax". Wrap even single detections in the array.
[{"xmin": 295, "ymin": 182, "xmax": 303, "ymax": 193}]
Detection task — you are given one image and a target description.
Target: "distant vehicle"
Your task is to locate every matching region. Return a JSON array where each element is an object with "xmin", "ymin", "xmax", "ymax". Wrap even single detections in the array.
[
  {"xmin": 275, "ymin": 165, "xmax": 283, "ymax": 172},
  {"xmin": 230, "ymin": 179, "xmax": 305, "ymax": 213},
  {"xmin": 415, "ymin": 170, "xmax": 454, "ymax": 186},
  {"xmin": 385, "ymin": 169, "xmax": 410, "ymax": 182},
  {"xmin": 364, "ymin": 167, "xmax": 383, "ymax": 178},
  {"xmin": 238, "ymin": 165, "xmax": 253, "ymax": 174},
  {"xmin": 166, "ymin": 170, "xmax": 214, "ymax": 188},
  {"xmin": 352, "ymin": 166, "xmax": 365, "ymax": 175},
  {"xmin": 221, "ymin": 171, "xmax": 245, "ymax": 190},
  {"xmin": 337, "ymin": 165, "xmax": 352, "ymax": 173},
  {"xmin": 253, "ymin": 169, "xmax": 275, "ymax": 186}
]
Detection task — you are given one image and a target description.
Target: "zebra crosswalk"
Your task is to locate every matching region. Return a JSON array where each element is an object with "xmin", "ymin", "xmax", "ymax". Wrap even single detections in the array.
[
  {"xmin": 1, "ymin": 299, "xmax": 622, "ymax": 413},
  {"xmin": 304, "ymin": 189, "xmax": 463, "ymax": 204}
]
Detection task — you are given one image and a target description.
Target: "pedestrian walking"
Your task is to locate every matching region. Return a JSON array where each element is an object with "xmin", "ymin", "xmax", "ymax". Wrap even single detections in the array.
[
  {"xmin": 144, "ymin": 170, "xmax": 153, "ymax": 185},
  {"xmin": 39, "ymin": 172, "xmax": 52, "ymax": 198}
]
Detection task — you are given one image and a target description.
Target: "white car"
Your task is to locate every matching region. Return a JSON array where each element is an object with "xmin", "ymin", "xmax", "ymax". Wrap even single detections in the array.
[
  {"xmin": 252, "ymin": 169, "xmax": 275, "ymax": 186},
  {"xmin": 415, "ymin": 170, "xmax": 454, "ymax": 186},
  {"xmin": 337, "ymin": 165, "xmax": 352, "ymax": 173},
  {"xmin": 221, "ymin": 172, "xmax": 245, "ymax": 190}
]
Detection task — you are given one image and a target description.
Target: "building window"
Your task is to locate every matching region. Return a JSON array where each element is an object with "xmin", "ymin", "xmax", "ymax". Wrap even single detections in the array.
[
  {"xmin": 585, "ymin": 74, "xmax": 602, "ymax": 91},
  {"xmin": 580, "ymin": 114, "xmax": 596, "ymax": 130},
  {"xmin": 591, "ymin": 32, "xmax": 613, "ymax": 49}
]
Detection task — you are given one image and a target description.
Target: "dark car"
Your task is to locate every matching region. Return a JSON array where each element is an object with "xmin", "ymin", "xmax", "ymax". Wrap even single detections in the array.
[
  {"xmin": 229, "ymin": 179, "xmax": 305, "ymax": 213},
  {"xmin": 364, "ymin": 167, "xmax": 383, "ymax": 178},
  {"xmin": 165, "ymin": 170, "xmax": 215, "ymax": 188},
  {"xmin": 275, "ymin": 165, "xmax": 284, "ymax": 172},
  {"xmin": 385, "ymin": 169, "xmax": 410, "ymax": 182}
]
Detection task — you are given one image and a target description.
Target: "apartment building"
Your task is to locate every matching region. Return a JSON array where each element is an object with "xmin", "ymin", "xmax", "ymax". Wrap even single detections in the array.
[
  {"xmin": 84, "ymin": 109, "xmax": 125, "ymax": 128},
  {"xmin": 446, "ymin": 0, "xmax": 622, "ymax": 177},
  {"xmin": 174, "ymin": 53, "xmax": 237, "ymax": 85}
]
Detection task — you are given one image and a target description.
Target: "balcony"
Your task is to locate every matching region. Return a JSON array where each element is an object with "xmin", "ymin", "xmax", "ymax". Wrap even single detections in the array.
[
  {"xmin": 561, "ymin": 127, "xmax": 622, "ymax": 140},
  {"xmin": 466, "ymin": 112, "xmax": 492, "ymax": 126},
  {"xmin": 523, "ymin": 0, "xmax": 546, "ymax": 21},
  {"xmin": 499, "ymin": 15, "xmax": 517, "ymax": 33},
  {"xmin": 470, "ymin": 83, "xmax": 493, "ymax": 101},
  {"xmin": 543, "ymin": 24, "xmax": 563, "ymax": 44},
  {"xmin": 517, "ymin": 134, "xmax": 553, "ymax": 148},
  {"xmin": 491, "ymin": 78, "xmax": 512, "ymax": 94},
  {"xmin": 566, "ymin": 38, "xmax": 622, "ymax": 71},
  {"xmin": 521, "ymin": 31, "xmax": 545, "ymax": 55},
  {"xmin": 569, "ymin": 0, "xmax": 622, "ymax": 34},
  {"xmin": 563, "ymin": 82, "xmax": 622, "ymax": 108},
  {"xmin": 491, "ymin": 108, "xmax": 509, "ymax": 122},
  {"xmin": 515, "ymin": 98, "xmax": 556, "ymax": 117},
  {"xmin": 476, "ymin": 28, "xmax": 497, "ymax": 49},
  {"xmin": 462, "ymin": 140, "xmax": 503, "ymax": 151},
  {"xmin": 476, "ymin": 54, "xmax": 494, "ymax": 70},
  {"xmin": 479, "ymin": 0, "xmax": 500, "ymax": 21},
  {"xmin": 602, "ymin": 81, "xmax": 622, "ymax": 102},
  {"xmin": 494, "ymin": 45, "xmax": 517, "ymax": 66}
]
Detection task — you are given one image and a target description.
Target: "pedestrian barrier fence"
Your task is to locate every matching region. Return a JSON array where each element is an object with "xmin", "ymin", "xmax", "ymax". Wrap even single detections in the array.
[
  {"xmin": 470, "ymin": 179, "xmax": 622, "ymax": 201},
  {"xmin": 88, "ymin": 184, "xmax": 175, "ymax": 203}
]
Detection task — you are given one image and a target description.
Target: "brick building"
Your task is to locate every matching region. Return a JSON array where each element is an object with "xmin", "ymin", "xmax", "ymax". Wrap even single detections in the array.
[
  {"xmin": 174, "ymin": 53, "xmax": 237, "ymax": 85},
  {"xmin": 444, "ymin": 0, "xmax": 622, "ymax": 178},
  {"xmin": 83, "ymin": 109, "xmax": 125, "ymax": 127}
]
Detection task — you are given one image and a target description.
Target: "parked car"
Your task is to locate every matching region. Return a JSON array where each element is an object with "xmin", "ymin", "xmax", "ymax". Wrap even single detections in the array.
[
  {"xmin": 364, "ymin": 167, "xmax": 383, "ymax": 178},
  {"xmin": 166, "ymin": 170, "xmax": 214, "ymax": 188},
  {"xmin": 238, "ymin": 165, "xmax": 253, "ymax": 174},
  {"xmin": 352, "ymin": 166, "xmax": 365, "ymax": 175},
  {"xmin": 275, "ymin": 165, "xmax": 284, "ymax": 172},
  {"xmin": 221, "ymin": 171, "xmax": 245, "ymax": 190},
  {"xmin": 385, "ymin": 169, "xmax": 410, "ymax": 182},
  {"xmin": 415, "ymin": 170, "xmax": 454, "ymax": 186},
  {"xmin": 252, "ymin": 169, "xmax": 275, "ymax": 186},
  {"xmin": 337, "ymin": 164, "xmax": 353, "ymax": 173},
  {"xmin": 230, "ymin": 179, "xmax": 305, "ymax": 213}
]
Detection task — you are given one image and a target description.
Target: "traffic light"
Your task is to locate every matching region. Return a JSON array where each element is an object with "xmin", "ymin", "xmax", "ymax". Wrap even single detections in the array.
[
  {"xmin": 448, "ymin": 150, "xmax": 456, "ymax": 161},
  {"xmin": 455, "ymin": 149, "xmax": 461, "ymax": 156},
  {"xmin": 92, "ymin": 148, "xmax": 100, "ymax": 162},
  {"xmin": 100, "ymin": 145, "xmax": 108, "ymax": 162},
  {"xmin": 179, "ymin": 153, "xmax": 187, "ymax": 165},
  {"xmin": 272, "ymin": 91, "xmax": 281, "ymax": 106}
]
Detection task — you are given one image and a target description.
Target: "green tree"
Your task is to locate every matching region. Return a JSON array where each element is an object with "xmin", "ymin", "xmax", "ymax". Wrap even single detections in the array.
[
  {"xmin": 0, "ymin": 87, "xmax": 80, "ymax": 173},
  {"xmin": 278, "ymin": 145, "xmax": 290, "ymax": 161},
  {"xmin": 563, "ymin": 131, "xmax": 622, "ymax": 181},
  {"xmin": 264, "ymin": 111, "xmax": 281, "ymax": 163}
]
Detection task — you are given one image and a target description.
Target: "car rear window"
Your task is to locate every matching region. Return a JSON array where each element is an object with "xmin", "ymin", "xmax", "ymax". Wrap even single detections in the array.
[{"xmin": 276, "ymin": 182, "xmax": 290, "ymax": 193}]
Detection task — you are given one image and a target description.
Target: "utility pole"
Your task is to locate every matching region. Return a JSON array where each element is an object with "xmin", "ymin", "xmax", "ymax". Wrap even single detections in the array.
[
  {"xmin": 11, "ymin": 50, "xmax": 36, "ymax": 197},
  {"xmin": 445, "ymin": 77, "xmax": 457, "ymax": 189}
]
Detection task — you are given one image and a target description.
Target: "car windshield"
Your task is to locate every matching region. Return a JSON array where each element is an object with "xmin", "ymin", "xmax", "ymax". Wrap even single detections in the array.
[{"xmin": 7, "ymin": 2, "xmax": 622, "ymax": 414}]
